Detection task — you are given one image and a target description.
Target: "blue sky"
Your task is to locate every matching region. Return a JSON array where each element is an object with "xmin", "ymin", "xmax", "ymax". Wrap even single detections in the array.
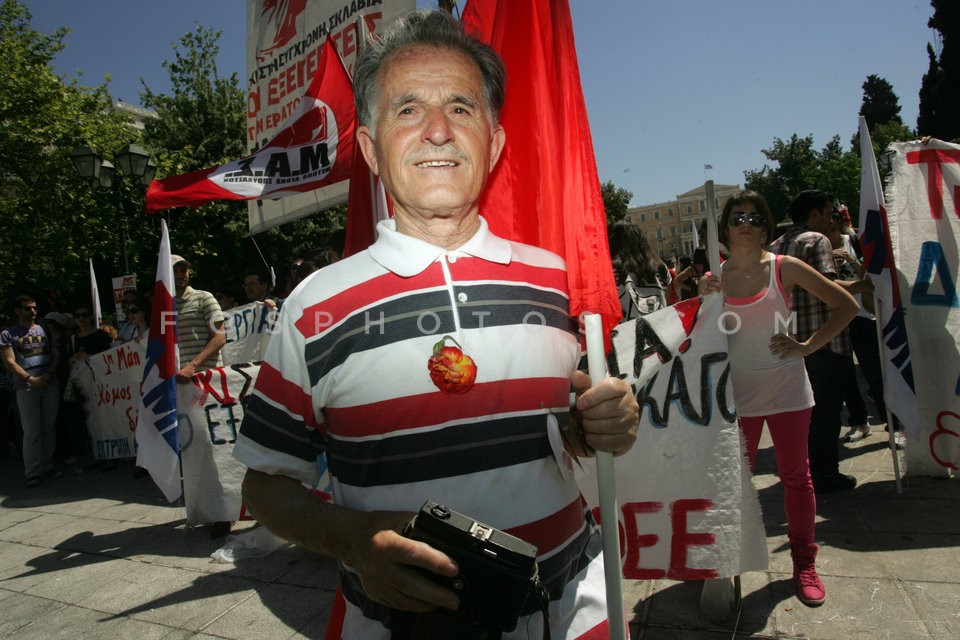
[{"xmin": 26, "ymin": 0, "xmax": 937, "ymax": 207}]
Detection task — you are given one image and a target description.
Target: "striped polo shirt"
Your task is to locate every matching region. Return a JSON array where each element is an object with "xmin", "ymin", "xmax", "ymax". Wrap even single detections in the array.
[
  {"xmin": 175, "ymin": 286, "xmax": 224, "ymax": 370},
  {"xmin": 235, "ymin": 217, "xmax": 609, "ymax": 638}
]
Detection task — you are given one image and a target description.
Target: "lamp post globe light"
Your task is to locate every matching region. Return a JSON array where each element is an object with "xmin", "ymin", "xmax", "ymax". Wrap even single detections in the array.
[{"xmin": 71, "ymin": 143, "xmax": 157, "ymax": 275}]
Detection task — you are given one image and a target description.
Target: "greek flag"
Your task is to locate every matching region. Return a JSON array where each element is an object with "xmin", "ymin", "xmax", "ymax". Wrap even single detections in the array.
[{"xmin": 135, "ymin": 219, "xmax": 182, "ymax": 502}]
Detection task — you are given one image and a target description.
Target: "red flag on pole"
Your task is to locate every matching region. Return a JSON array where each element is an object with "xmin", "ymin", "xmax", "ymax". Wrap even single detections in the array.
[
  {"xmin": 461, "ymin": 0, "xmax": 622, "ymax": 344},
  {"xmin": 343, "ymin": 16, "xmax": 391, "ymax": 258},
  {"xmin": 145, "ymin": 39, "xmax": 355, "ymax": 214}
]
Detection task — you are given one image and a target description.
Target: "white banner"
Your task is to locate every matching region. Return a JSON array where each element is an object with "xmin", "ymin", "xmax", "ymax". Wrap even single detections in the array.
[
  {"xmin": 76, "ymin": 342, "xmax": 264, "ymax": 524},
  {"xmin": 245, "ymin": 0, "xmax": 415, "ymax": 234},
  {"xmin": 178, "ymin": 364, "xmax": 262, "ymax": 525},
  {"xmin": 77, "ymin": 342, "xmax": 144, "ymax": 460},
  {"xmin": 221, "ymin": 301, "xmax": 274, "ymax": 365},
  {"xmin": 887, "ymin": 138, "xmax": 960, "ymax": 476},
  {"xmin": 576, "ymin": 295, "xmax": 768, "ymax": 579}
]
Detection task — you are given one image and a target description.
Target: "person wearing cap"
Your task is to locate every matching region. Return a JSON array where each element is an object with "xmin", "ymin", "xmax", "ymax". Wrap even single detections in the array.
[
  {"xmin": 170, "ymin": 255, "xmax": 226, "ymax": 381},
  {"xmin": 1, "ymin": 295, "xmax": 61, "ymax": 486}
]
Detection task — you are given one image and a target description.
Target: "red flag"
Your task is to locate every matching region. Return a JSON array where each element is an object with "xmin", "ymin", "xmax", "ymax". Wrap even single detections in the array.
[
  {"xmin": 146, "ymin": 39, "xmax": 355, "ymax": 214},
  {"xmin": 343, "ymin": 131, "xmax": 391, "ymax": 257},
  {"xmin": 461, "ymin": 0, "xmax": 622, "ymax": 343},
  {"xmin": 343, "ymin": 17, "xmax": 392, "ymax": 258}
]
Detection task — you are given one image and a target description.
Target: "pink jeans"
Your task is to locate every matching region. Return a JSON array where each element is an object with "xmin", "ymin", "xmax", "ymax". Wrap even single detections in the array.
[{"xmin": 739, "ymin": 408, "xmax": 816, "ymax": 547}]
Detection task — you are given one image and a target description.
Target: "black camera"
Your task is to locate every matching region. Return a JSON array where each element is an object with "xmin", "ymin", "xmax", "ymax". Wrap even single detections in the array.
[{"xmin": 402, "ymin": 501, "xmax": 543, "ymax": 634}]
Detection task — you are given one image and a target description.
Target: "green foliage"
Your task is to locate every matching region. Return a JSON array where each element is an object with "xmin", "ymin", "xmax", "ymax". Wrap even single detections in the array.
[
  {"xmin": 859, "ymin": 74, "xmax": 903, "ymax": 128},
  {"xmin": 918, "ymin": 0, "xmax": 960, "ymax": 140},
  {"xmin": 601, "ymin": 180, "xmax": 632, "ymax": 226},
  {"xmin": 743, "ymin": 134, "xmax": 817, "ymax": 221},
  {"xmin": 0, "ymin": 0, "xmax": 137, "ymax": 312}
]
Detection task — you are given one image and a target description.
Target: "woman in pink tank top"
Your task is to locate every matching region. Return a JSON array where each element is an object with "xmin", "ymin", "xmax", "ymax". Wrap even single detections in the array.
[{"xmin": 699, "ymin": 190, "xmax": 858, "ymax": 607}]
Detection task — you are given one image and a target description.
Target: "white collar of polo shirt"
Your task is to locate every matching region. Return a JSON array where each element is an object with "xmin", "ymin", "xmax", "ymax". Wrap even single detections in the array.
[{"xmin": 368, "ymin": 216, "xmax": 513, "ymax": 277}]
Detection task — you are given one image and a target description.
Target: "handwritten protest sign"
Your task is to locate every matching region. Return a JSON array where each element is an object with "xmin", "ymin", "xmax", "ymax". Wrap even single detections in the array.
[
  {"xmin": 576, "ymin": 294, "xmax": 768, "ymax": 579},
  {"xmin": 221, "ymin": 301, "xmax": 274, "ymax": 365},
  {"xmin": 77, "ymin": 342, "xmax": 145, "ymax": 460},
  {"xmin": 887, "ymin": 138, "xmax": 960, "ymax": 476}
]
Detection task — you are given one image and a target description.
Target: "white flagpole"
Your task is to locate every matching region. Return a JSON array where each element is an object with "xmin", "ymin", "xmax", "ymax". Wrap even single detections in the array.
[
  {"xmin": 704, "ymin": 180, "xmax": 721, "ymax": 273},
  {"xmin": 584, "ymin": 312, "xmax": 626, "ymax": 640},
  {"xmin": 89, "ymin": 258, "xmax": 103, "ymax": 327}
]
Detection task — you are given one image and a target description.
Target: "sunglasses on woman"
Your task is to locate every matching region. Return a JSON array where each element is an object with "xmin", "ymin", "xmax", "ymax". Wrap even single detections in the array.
[{"xmin": 728, "ymin": 212, "xmax": 765, "ymax": 228}]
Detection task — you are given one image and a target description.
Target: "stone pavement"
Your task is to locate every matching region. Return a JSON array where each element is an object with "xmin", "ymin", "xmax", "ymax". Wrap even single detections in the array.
[{"xmin": 1, "ymin": 427, "xmax": 958, "ymax": 639}]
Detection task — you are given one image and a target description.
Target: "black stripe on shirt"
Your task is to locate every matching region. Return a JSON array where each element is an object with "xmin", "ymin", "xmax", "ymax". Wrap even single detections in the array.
[
  {"xmin": 238, "ymin": 394, "xmax": 325, "ymax": 462},
  {"xmin": 324, "ymin": 414, "xmax": 554, "ymax": 487}
]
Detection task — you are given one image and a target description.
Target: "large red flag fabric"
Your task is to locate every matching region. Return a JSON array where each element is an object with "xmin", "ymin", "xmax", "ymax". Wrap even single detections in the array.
[
  {"xmin": 461, "ymin": 0, "xmax": 622, "ymax": 342},
  {"xmin": 146, "ymin": 39, "xmax": 355, "ymax": 214}
]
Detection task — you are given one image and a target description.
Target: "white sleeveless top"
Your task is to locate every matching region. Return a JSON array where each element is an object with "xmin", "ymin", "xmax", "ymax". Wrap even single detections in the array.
[{"xmin": 722, "ymin": 254, "xmax": 814, "ymax": 417}]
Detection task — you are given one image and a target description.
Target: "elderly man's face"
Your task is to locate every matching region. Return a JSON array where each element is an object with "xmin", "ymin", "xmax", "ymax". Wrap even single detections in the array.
[{"xmin": 357, "ymin": 45, "xmax": 505, "ymax": 225}]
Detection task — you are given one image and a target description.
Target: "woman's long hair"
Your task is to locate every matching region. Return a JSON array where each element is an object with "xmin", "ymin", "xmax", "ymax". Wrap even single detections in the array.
[{"xmin": 607, "ymin": 221, "xmax": 665, "ymax": 285}]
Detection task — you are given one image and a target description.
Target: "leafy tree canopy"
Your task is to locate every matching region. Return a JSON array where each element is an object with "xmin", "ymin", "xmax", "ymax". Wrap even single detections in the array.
[
  {"xmin": 601, "ymin": 180, "xmax": 632, "ymax": 226},
  {"xmin": 859, "ymin": 74, "xmax": 903, "ymax": 128},
  {"xmin": 918, "ymin": 0, "xmax": 960, "ymax": 139},
  {"xmin": 0, "ymin": 0, "xmax": 135, "ymax": 313}
]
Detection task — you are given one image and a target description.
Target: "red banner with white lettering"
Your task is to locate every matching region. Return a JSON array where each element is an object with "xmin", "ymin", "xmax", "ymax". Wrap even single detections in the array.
[{"xmin": 145, "ymin": 38, "xmax": 354, "ymax": 214}]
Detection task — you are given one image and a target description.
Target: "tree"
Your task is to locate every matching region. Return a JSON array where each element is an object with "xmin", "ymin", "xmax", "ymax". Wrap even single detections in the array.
[
  {"xmin": 0, "ymin": 0, "xmax": 135, "ymax": 310},
  {"xmin": 859, "ymin": 75, "xmax": 903, "ymax": 129},
  {"xmin": 743, "ymin": 134, "xmax": 818, "ymax": 220},
  {"xmin": 917, "ymin": 0, "xmax": 960, "ymax": 140},
  {"xmin": 601, "ymin": 180, "xmax": 632, "ymax": 226},
  {"xmin": 743, "ymin": 134, "xmax": 863, "ymax": 224}
]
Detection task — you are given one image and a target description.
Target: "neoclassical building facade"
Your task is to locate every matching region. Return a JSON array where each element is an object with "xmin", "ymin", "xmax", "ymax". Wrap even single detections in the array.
[{"xmin": 623, "ymin": 183, "xmax": 740, "ymax": 259}]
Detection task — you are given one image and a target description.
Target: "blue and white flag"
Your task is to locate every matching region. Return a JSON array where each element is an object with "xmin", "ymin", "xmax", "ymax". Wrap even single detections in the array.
[
  {"xmin": 857, "ymin": 116, "xmax": 919, "ymax": 437},
  {"xmin": 135, "ymin": 219, "xmax": 182, "ymax": 502}
]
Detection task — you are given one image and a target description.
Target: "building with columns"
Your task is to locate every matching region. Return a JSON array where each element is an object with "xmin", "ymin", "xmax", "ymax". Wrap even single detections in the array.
[{"xmin": 623, "ymin": 183, "xmax": 741, "ymax": 259}]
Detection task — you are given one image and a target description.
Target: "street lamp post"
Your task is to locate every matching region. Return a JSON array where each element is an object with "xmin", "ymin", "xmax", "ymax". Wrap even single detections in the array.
[{"xmin": 71, "ymin": 144, "xmax": 156, "ymax": 275}]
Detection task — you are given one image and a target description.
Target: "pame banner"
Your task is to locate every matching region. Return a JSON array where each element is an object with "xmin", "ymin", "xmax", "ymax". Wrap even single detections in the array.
[
  {"xmin": 576, "ymin": 294, "xmax": 768, "ymax": 579},
  {"xmin": 887, "ymin": 138, "xmax": 960, "ymax": 476}
]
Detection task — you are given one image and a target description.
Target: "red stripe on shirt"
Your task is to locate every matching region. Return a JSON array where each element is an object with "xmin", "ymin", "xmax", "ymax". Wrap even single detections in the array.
[
  {"xmin": 322, "ymin": 377, "xmax": 570, "ymax": 437},
  {"xmin": 252, "ymin": 361, "xmax": 319, "ymax": 429},
  {"xmin": 504, "ymin": 497, "xmax": 587, "ymax": 557},
  {"xmin": 293, "ymin": 259, "xmax": 568, "ymax": 338},
  {"xmin": 449, "ymin": 259, "xmax": 568, "ymax": 292},
  {"xmin": 294, "ymin": 264, "xmax": 447, "ymax": 337}
]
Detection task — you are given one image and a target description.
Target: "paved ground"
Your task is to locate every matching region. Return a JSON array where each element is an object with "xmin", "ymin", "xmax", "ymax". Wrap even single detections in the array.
[{"xmin": 1, "ymin": 424, "xmax": 957, "ymax": 639}]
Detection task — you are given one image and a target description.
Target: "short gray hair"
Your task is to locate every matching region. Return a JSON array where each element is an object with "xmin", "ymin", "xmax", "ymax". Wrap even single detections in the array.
[{"xmin": 353, "ymin": 10, "xmax": 506, "ymax": 130}]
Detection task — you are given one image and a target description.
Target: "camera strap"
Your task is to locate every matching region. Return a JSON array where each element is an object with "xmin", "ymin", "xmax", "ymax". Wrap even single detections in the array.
[{"xmin": 532, "ymin": 578, "xmax": 551, "ymax": 640}]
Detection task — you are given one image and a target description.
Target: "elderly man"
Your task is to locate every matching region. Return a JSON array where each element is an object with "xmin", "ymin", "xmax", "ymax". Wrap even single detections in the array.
[{"xmin": 234, "ymin": 11, "xmax": 638, "ymax": 639}]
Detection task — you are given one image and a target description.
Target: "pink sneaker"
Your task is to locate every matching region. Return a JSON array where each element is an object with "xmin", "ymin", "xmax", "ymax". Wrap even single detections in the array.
[{"xmin": 792, "ymin": 542, "xmax": 826, "ymax": 606}]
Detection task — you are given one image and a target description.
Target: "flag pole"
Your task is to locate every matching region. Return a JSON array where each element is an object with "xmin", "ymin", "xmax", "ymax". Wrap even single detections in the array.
[
  {"xmin": 704, "ymin": 180, "xmax": 721, "ymax": 273},
  {"xmin": 89, "ymin": 258, "xmax": 103, "ymax": 327},
  {"xmin": 584, "ymin": 312, "xmax": 626, "ymax": 640}
]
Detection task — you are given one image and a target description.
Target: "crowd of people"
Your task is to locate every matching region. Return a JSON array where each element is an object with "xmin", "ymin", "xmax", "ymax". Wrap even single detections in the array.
[
  {"xmin": 0, "ymin": 234, "xmax": 345, "ymax": 488},
  {"xmin": 1, "ymin": 9, "xmax": 899, "ymax": 637}
]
